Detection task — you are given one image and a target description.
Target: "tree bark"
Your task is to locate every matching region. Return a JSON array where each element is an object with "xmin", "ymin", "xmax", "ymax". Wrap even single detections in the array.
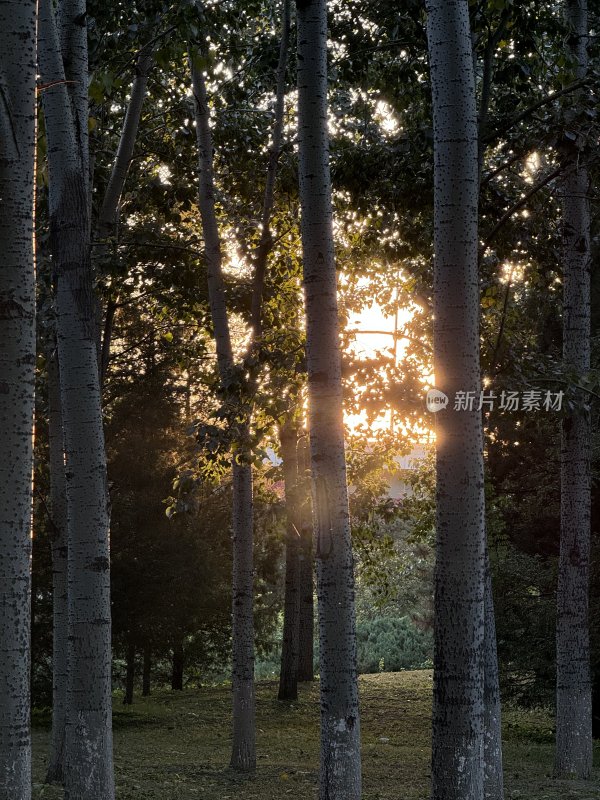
[
  {"xmin": 96, "ymin": 49, "xmax": 154, "ymax": 240},
  {"xmin": 425, "ymin": 3, "xmax": 486, "ymax": 799},
  {"xmin": 555, "ymin": 0, "xmax": 592, "ymax": 779},
  {"xmin": 94, "ymin": 48, "xmax": 153, "ymax": 383},
  {"xmin": 171, "ymin": 642, "xmax": 185, "ymax": 691},
  {"xmin": 0, "ymin": 2, "xmax": 37, "ymax": 796},
  {"xmin": 278, "ymin": 427, "xmax": 301, "ymax": 701},
  {"xmin": 190, "ymin": 40, "xmax": 256, "ymax": 772},
  {"xmin": 297, "ymin": 432, "xmax": 314, "ymax": 682},
  {"xmin": 45, "ymin": 349, "xmax": 69, "ymax": 786},
  {"xmin": 230, "ymin": 460, "xmax": 255, "ymax": 768},
  {"xmin": 190, "ymin": 0, "xmax": 290, "ymax": 769},
  {"xmin": 484, "ymin": 551, "xmax": 503, "ymax": 800},
  {"xmin": 296, "ymin": 2, "xmax": 361, "ymax": 797},
  {"xmin": 142, "ymin": 646, "xmax": 152, "ymax": 697},
  {"xmin": 124, "ymin": 642, "xmax": 135, "ymax": 705},
  {"xmin": 39, "ymin": 1, "xmax": 115, "ymax": 797}
]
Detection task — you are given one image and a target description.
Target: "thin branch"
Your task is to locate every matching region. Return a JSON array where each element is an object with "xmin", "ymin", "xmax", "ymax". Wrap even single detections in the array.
[
  {"xmin": 481, "ymin": 149, "xmax": 530, "ymax": 186},
  {"xmin": 479, "ymin": 164, "xmax": 564, "ymax": 258},
  {"xmin": 483, "ymin": 78, "xmax": 590, "ymax": 144},
  {"xmin": 249, "ymin": 0, "xmax": 292, "ymax": 342}
]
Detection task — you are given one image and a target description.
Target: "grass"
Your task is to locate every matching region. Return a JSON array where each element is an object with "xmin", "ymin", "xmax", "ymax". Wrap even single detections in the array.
[{"xmin": 32, "ymin": 670, "xmax": 600, "ymax": 799}]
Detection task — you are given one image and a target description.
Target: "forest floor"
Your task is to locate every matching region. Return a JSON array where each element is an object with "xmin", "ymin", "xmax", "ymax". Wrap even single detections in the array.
[{"xmin": 31, "ymin": 670, "xmax": 599, "ymax": 799}]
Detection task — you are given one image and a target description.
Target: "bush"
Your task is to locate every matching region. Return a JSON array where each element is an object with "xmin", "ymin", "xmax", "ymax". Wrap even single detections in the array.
[{"xmin": 356, "ymin": 616, "xmax": 433, "ymax": 674}]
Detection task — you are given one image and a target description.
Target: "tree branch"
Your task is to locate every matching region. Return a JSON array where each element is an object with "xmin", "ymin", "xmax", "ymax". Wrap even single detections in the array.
[{"xmin": 249, "ymin": 0, "xmax": 291, "ymax": 341}]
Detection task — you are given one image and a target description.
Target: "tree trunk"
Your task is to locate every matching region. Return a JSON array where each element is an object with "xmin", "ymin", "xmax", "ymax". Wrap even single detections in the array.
[
  {"xmin": 45, "ymin": 350, "xmax": 69, "ymax": 786},
  {"xmin": 190, "ymin": 46, "xmax": 256, "ymax": 773},
  {"xmin": 142, "ymin": 647, "xmax": 152, "ymax": 697},
  {"xmin": 124, "ymin": 642, "xmax": 135, "ymax": 706},
  {"xmin": 296, "ymin": 3, "xmax": 361, "ymax": 797},
  {"xmin": 171, "ymin": 642, "xmax": 185, "ymax": 691},
  {"xmin": 425, "ymin": 3, "xmax": 486, "ymax": 799},
  {"xmin": 190, "ymin": 0, "xmax": 290, "ymax": 768},
  {"xmin": 0, "ymin": 2, "xmax": 37, "ymax": 796},
  {"xmin": 297, "ymin": 432, "xmax": 314, "ymax": 682},
  {"xmin": 555, "ymin": 0, "xmax": 592, "ymax": 779},
  {"xmin": 278, "ymin": 427, "xmax": 301, "ymax": 701},
  {"xmin": 94, "ymin": 47, "xmax": 153, "ymax": 383},
  {"xmin": 96, "ymin": 50, "xmax": 154, "ymax": 240},
  {"xmin": 230, "ymin": 459, "xmax": 256, "ymax": 768},
  {"xmin": 484, "ymin": 552, "xmax": 504, "ymax": 800},
  {"xmin": 39, "ymin": 2, "xmax": 115, "ymax": 797}
]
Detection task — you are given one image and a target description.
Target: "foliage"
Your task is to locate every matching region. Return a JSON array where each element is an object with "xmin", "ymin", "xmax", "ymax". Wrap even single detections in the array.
[{"xmin": 356, "ymin": 616, "xmax": 433, "ymax": 674}]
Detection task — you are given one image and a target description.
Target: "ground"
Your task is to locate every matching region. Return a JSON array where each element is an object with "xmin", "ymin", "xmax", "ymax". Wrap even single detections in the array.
[{"xmin": 32, "ymin": 671, "xmax": 600, "ymax": 799}]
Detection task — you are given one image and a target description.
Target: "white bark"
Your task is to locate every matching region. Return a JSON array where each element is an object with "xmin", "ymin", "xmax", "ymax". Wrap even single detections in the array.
[
  {"xmin": 484, "ymin": 552, "xmax": 503, "ymax": 800},
  {"xmin": 296, "ymin": 2, "xmax": 361, "ymax": 797},
  {"xmin": 555, "ymin": 0, "xmax": 592, "ymax": 779},
  {"xmin": 190, "ymin": 48, "xmax": 256, "ymax": 773},
  {"xmin": 189, "ymin": 0, "xmax": 291, "ymax": 768},
  {"xmin": 39, "ymin": 0, "xmax": 115, "ymax": 796},
  {"xmin": 0, "ymin": 2, "xmax": 37, "ymax": 797},
  {"xmin": 96, "ymin": 50, "xmax": 154, "ymax": 239},
  {"xmin": 94, "ymin": 47, "xmax": 154, "ymax": 384},
  {"xmin": 425, "ymin": 2, "xmax": 486, "ymax": 799},
  {"xmin": 45, "ymin": 349, "xmax": 69, "ymax": 786}
]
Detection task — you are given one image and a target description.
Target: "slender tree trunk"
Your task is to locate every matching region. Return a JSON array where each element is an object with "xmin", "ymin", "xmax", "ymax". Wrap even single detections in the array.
[
  {"xmin": 190, "ymin": 0, "xmax": 290, "ymax": 769},
  {"xmin": 230, "ymin": 459, "xmax": 255, "ymax": 768},
  {"xmin": 39, "ymin": 2, "xmax": 115, "ymax": 797},
  {"xmin": 171, "ymin": 642, "xmax": 185, "ymax": 691},
  {"xmin": 555, "ymin": 0, "xmax": 592, "ymax": 779},
  {"xmin": 425, "ymin": 3, "xmax": 486, "ymax": 799},
  {"xmin": 124, "ymin": 642, "xmax": 135, "ymax": 705},
  {"xmin": 278, "ymin": 427, "xmax": 300, "ymax": 701},
  {"xmin": 94, "ymin": 48, "xmax": 153, "ymax": 380},
  {"xmin": 142, "ymin": 646, "xmax": 152, "ymax": 697},
  {"xmin": 475, "ymin": 22, "xmax": 505, "ymax": 798},
  {"xmin": 484, "ymin": 551, "xmax": 503, "ymax": 800},
  {"xmin": 296, "ymin": 3, "xmax": 361, "ymax": 797},
  {"xmin": 297, "ymin": 432, "xmax": 314, "ymax": 682},
  {"xmin": 96, "ymin": 50, "xmax": 154, "ymax": 240},
  {"xmin": 190, "ymin": 44, "xmax": 257, "ymax": 773},
  {"xmin": 0, "ymin": 2, "xmax": 37, "ymax": 796},
  {"xmin": 250, "ymin": 0, "xmax": 291, "ymax": 337},
  {"xmin": 45, "ymin": 350, "xmax": 69, "ymax": 786}
]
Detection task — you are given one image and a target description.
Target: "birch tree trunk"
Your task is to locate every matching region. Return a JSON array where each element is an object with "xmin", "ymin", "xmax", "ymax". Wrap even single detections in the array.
[
  {"xmin": 297, "ymin": 432, "xmax": 315, "ymax": 682},
  {"xmin": 190, "ymin": 0, "xmax": 290, "ymax": 769},
  {"xmin": 39, "ymin": 1, "xmax": 115, "ymax": 796},
  {"xmin": 190, "ymin": 52, "xmax": 256, "ymax": 772},
  {"xmin": 555, "ymin": 0, "xmax": 592, "ymax": 779},
  {"xmin": 296, "ymin": 2, "xmax": 361, "ymax": 797},
  {"xmin": 425, "ymin": 3, "xmax": 486, "ymax": 799},
  {"xmin": 94, "ymin": 47, "xmax": 153, "ymax": 379},
  {"xmin": 484, "ymin": 551, "xmax": 503, "ymax": 800},
  {"xmin": 0, "ymin": 2, "xmax": 37, "ymax": 796},
  {"xmin": 475, "ymin": 23, "xmax": 505, "ymax": 799},
  {"xmin": 278, "ymin": 427, "xmax": 300, "ymax": 701},
  {"xmin": 45, "ymin": 349, "xmax": 69, "ymax": 785},
  {"xmin": 96, "ymin": 49, "xmax": 154, "ymax": 241}
]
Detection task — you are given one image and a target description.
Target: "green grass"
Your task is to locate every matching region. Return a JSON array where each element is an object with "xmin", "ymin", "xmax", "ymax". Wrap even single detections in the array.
[{"xmin": 32, "ymin": 671, "xmax": 600, "ymax": 799}]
